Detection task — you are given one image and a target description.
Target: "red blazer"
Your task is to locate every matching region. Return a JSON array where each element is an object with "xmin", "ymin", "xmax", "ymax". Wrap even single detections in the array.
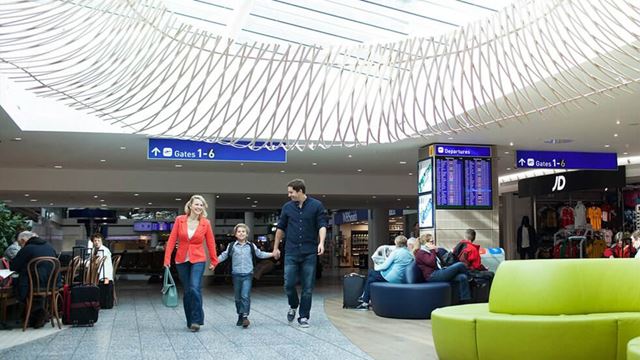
[{"xmin": 164, "ymin": 215, "xmax": 219, "ymax": 267}]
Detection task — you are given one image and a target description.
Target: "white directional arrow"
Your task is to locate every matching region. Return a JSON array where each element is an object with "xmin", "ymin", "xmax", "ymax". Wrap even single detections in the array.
[
  {"xmin": 518, "ymin": 158, "xmax": 525, "ymax": 166},
  {"xmin": 151, "ymin": 147, "xmax": 161, "ymax": 156}
]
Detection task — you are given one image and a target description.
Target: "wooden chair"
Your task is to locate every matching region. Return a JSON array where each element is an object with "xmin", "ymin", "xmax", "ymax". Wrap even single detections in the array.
[
  {"xmin": 111, "ymin": 255, "xmax": 122, "ymax": 305},
  {"xmin": 64, "ymin": 256, "xmax": 81, "ymax": 285},
  {"xmin": 23, "ymin": 256, "xmax": 61, "ymax": 331},
  {"xmin": 84, "ymin": 256, "xmax": 106, "ymax": 285}
]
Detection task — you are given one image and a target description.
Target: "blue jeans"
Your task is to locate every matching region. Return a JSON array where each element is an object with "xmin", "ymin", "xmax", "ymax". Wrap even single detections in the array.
[
  {"xmin": 175, "ymin": 261, "xmax": 205, "ymax": 326},
  {"xmin": 361, "ymin": 269, "xmax": 387, "ymax": 303},
  {"xmin": 428, "ymin": 262, "xmax": 471, "ymax": 301},
  {"xmin": 232, "ymin": 273, "xmax": 253, "ymax": 316},
  {"xmin": 284, "ymin": 253, "xmax": 317, "ymax": 319}
]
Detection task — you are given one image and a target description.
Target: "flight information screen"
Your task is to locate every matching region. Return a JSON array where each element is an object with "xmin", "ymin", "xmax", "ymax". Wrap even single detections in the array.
[
  {"xmin": 436, "ymin": 158, "xmax": 464, "ymax": 208},
  {"xmin": 465, "ymin": 158, "xmax": 492, "ymax": 208}
]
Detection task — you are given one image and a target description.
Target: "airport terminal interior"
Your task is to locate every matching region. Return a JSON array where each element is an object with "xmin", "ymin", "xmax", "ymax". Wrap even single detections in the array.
[{"xmin": 3, "ymin": 0, "xmax": 640, "ymax": 359}]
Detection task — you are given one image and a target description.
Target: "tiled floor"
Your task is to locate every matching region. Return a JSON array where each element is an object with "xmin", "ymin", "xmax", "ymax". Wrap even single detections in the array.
[{"xmin": 1, "ymin": 278, "xmax": 373, "ymax": 360}]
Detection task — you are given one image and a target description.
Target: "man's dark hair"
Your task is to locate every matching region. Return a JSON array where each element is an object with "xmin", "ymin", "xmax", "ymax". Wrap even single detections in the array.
[
  {"xmin": 465, "ymin": 229, "xmax": 476, "ymax": 242},
  {"xmin": 287, "ymin": 179, "xmax": 306, "ymax": 193},
  {"xmin": 91, "ymin": 233, "xmax": 104, "ymax": 241}
]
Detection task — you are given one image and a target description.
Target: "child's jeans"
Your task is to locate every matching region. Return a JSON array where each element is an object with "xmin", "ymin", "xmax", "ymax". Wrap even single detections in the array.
[{"xmin": 232, "ymin": 273, "xmax": 253, "ymax": 315}]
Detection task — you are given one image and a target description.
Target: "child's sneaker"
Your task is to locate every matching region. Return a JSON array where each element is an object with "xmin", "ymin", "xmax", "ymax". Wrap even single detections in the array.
[
  {"xmin": 242, "ymin": 316, "xmax": 250, "ymax": 328},
  {"xmin": 236, "ymin": 315, "xmax": 243, "ymax": 326},
  {"xmin": 298, "ymin": 317, "xmax": 309, "ymax": 328},
  {"xmin": 355, "ymin": 302, "xmax": 369, "ymax": 311},
  {"xmin": 287, "ymin": 308, "xmax": 296, "ymax": 322}
]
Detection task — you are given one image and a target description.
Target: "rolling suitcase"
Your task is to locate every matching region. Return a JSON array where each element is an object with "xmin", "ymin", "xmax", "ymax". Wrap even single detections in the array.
[
  {"xmin": 68, "ymin": 246, "xmax": 100, "ymax": 326},
  {"xmin": 343, "ymin": 273, "xmax": 365, "ymax": 308}
]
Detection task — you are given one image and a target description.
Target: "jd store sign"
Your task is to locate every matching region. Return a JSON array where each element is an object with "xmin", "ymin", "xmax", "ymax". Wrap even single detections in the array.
[{"xmin": 518, "ymin": 166, "xmax": 625, "ymax": 197}]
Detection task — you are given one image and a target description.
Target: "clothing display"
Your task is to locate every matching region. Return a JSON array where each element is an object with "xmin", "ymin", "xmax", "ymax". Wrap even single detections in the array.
[
  {"xmin": 560, "ymin": 206, "xmax": 575, "ymax": 228},
  {"xmin": 574, "ymin": 201, "xmax": 586, "ymax": 228},
  {"xmin": 587, "ymin": 206, "xmax": 602, "ymax": 230}
]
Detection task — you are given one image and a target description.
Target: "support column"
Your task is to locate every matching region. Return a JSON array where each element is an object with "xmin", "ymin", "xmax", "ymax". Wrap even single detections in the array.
[
  {"xmin": 244, "ymin": 211, "xmax": 255, "ymax": 241},
  {"xmin": 368, "ymin": 207, "xmax": 389, "ymax": 269},
  {"xmin": 200, "ymin": 194, "xmax": 216, "ymax": 277}
]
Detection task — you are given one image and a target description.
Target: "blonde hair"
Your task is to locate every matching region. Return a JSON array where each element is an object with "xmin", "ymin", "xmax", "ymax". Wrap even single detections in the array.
[
  {"xmin": 184, "ymin": 195, "xmax": 208, "ymax": 218},
  {"xmin": 394, "ymin": 235, "xmax": 408, "ymax": 248},
  {"xmin": 234, "ymin": 223, "xmax": 250, "ymax": 236},
  {"xmin": 413, "ymin": 234, "xmax": 432, "ymax": 255},
  {"xmin": 632, "ymin": 230, "xmax": 640, "ymax": 240}
]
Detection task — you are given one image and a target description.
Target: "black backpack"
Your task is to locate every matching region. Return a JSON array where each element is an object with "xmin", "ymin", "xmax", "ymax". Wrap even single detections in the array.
[
  {"xmin": 436, "ymin": 248, "xmax": 458, "ymax": 267},
  {"xmin": 452, "ymin": 242, "xmax": 469, "ymax": 262}
]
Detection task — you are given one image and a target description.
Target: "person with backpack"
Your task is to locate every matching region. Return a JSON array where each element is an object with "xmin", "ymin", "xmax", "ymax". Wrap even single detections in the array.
[
  {"xmin": 217, "ymin": 223, "xmax": 274, "ymax": 328},
  {"xmin": 455, "ymin": 229, "xmax": 487, "ymax": 271},
  {"xmin": 414, "ymin": 234, "xmax": 471, "ymax": 303}
]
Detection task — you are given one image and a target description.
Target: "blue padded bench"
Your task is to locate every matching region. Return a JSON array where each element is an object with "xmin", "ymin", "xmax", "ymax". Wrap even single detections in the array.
[{"xmin": 369, "ymin": 263, "xmax": 452, "ymax": 319}]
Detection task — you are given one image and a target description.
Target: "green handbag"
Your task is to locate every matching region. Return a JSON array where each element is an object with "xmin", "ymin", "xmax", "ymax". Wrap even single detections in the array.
[{"xmin": 162, "ymin": 267, "xmax": 178, "ymax": 307}]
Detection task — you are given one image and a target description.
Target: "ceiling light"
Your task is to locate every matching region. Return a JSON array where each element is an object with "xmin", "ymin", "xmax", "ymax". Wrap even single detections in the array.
[
  {"xmin": 372, "ymin": 196, "xmax": 377, "ymax": 199},
  {"xmin": 357, "ymin": 169, "xmax": 362, "ymax": 172},
  {"xmin": 24, "ymin": 194, "xmax": 29, "ymax": 197},
  {"xmin": 246, "ymin": 197, "xmax": 251, "ymax": 200},
  {"xmin": 134, "ymin": 193, "xmax": 139, "ymax": 196},
  {"xmin": 280, "ymin": 170, "xmax": 285, "ymax": 173},
  {"xmin": 175, "ymin": 164, "xmax": 182, "ymax": 168},
  {"xmin": 406, "ymin": 205, "xmax": 410, "ymax": 208},
  {"xmin": 253, "ymin": 200, "xmax": 258, "ymax": 203},
  {"xmin": 93, "ymin": 195, "xmax": 98, "ymax": 198},
  {"xmin": 12, "ymin": 137, "xmax": 22, "ymax": 141},
  {"xmin": 175, "ymin": 198, "xmax": 182, "ymax": 201},
  {"xmin": 100, "ymin": 159, "xmax": 106, "ymax": 162},
  {"xmin": 312, "ymin": 162, "xmax": 318, "ymax": 166},
  {"xmin": 30, "ymin": 199, "xmax": 37, "ymax": 202},
  {"xmin": 506, "ymin": 167, "xmax": 512, "ymax": 171},
  {"xmin": 399, "ymin": 161, "xmax": 407, "ymax": 165},
  {"xmin": 624, "ymin": 152, "xmax": 629, "ymax": 155},
  {"xmin": 240, "ymin": 163, "xmax": 244, "ymax": 166},
  {"xmin": 251, "ymin": 204, "xmax": 257, "ymax": 208},
  {"xmin": 616, "ymin": 120, "xmax": 621, "ymax": 125},
  {"xmin": 120, "ymin": 146, "xmax": 126, "ymax": 150},
  {"xmin": 216, "ymin": 195, "xmax": 220, "ymax": 198},
  {"xmin": 408, "ymin": 172, "xmax": 413, "ymax": 176},
  {"xmin": 509, "ymin": 142, "xmax": 514, "ymax": 146},
  {"xmin": 100, "ymin": 199, "xmax": 104, "ymax": 202},
  {"xmin": 504, "ymin": 151, "xmax": 509, "ymax": 154},
  {"xmin": 49, "ymin": 203, "xmax": 54, "ymax": 206},
  {"xmin": 447, "ymin": 137, "xmax": 454, "ymax": 140},
  {"xmin": 148, "ymin": 202, "xmax": 153, "ymax": 205},
  {"xmin": 604, "ymin": 144, "xmax": 611, "ymax": 148},
  {"xmin": 348, "ymin": 154, "xmax": 352, "ymax": 158},
  {"xmin": 3, "ymin": 200, "xmax": 12, "ymax": 203},
  {"xmin": 614, "ymin": 134, "xmax": 618, "ymax": 137},
  {"xmin": 397, "ymin": 198, "xmax": 401, "ymax": 201},
  {"xmin": 54, "ymin": 165, "xmax": 63, "ymax": 169},
  {"xmin": 322, "ymin": 195, "xmax": 326, "ymax": 198}
]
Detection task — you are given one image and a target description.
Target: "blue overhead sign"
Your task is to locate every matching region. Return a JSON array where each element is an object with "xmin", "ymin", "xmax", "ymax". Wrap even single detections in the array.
[
  {"xmin": 147, "ymin": 138, "xmax": 287, "ymax": 163},
  {"xmin": 515, "ymin": 150, "xmax": 617, "ymax": 170},
  {"xmin": 430, "ymin": 144, "xmax": 491, "ymax": 158}
]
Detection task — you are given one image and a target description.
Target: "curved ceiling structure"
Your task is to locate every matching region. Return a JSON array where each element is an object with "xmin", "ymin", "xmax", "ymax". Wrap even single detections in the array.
[{"xmin": 1, "ymin": 0, "xmax": 639, "ymax": 150}]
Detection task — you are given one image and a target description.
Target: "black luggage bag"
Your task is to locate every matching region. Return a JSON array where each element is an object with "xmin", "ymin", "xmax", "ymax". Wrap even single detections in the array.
[
  {"xmin": 68, "ymin": 246, "xmax": 100, "ymax": 326},
  {"xmin": 343, "ymin": 273, "xmax": 365, "ymax": 308},
  {"xmin": 98, "ymin": 281, "xmax": 114, "ymax": 309}
]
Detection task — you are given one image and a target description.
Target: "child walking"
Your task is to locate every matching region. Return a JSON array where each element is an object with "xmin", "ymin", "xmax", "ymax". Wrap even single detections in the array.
[{"xmin": 217, "ymin": 223, "xmax": 274, "ymax": 328}]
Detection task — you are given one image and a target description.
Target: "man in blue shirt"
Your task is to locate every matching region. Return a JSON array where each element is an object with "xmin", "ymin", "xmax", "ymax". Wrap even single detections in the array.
[{"xmin": 273, "ymin": 179, "xmax": 327, "ymax": 328}]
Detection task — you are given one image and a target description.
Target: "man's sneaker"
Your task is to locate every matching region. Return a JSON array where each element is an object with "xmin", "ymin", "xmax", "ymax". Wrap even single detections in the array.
[
  {"xmin": 287, "ymin": 308, "xmax": 296, "ymax": 322},
  {"xmin": 190, "ymin": 324, "xmax": 200, "ymax": 332},
  {"xmin": 236, "ymin": 315, "xmax": 243, "ymax": 326},
  {"xmin": 242, "ymin": 316, "xmax": 250, "ymax": 328},
  {"xmin": 355, "ymin": 302, "xmax": 369, "ymax": 311},
  {"xmin": 298, "ymin": 317, "xmax": 309, "ymax": 328}
]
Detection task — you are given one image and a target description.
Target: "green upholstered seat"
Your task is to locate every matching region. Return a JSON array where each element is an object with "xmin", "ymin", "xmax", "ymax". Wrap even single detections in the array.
[
  {"xmin": 628, "ymin": 337, "xmax": 640, "ymax": 360},
  {"xmin": 432, "ymin": 259, "xmax": 640, "ymax": 360}
]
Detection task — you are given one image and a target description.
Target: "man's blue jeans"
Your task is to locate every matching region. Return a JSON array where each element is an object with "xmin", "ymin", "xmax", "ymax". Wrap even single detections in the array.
[
  {"xmin": 284, "ymin": 253, "xmax": 316, "ymax": 319},
  {"xmin": 428, "ymin": 262, "xmax": 471, "ymax": 301},
  {"xmin": 175, "ymin": 261, "xmax": 205, "ymax": 326},
  {"xmin": 232, "ymin": 273, "xmax": 253, "ymax": 315},
  {"xmin": 361, "ymin": 269, "xmax": 387, "ymax": 303}
]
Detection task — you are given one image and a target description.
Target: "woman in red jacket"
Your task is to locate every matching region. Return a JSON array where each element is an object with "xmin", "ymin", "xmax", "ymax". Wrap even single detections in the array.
[{"xmin": 164, "ymin": 195, "xmax": 219, "ymax": 332}]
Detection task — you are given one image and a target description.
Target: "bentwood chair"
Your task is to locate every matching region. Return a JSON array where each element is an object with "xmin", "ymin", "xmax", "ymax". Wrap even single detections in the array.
[
  {"xmin": 111, "ymin": 255, "xmax": 122, "ymax": 305},
  {"xmin": 23, "ymin": 256, "xmax": 61, "ymax": 331}
]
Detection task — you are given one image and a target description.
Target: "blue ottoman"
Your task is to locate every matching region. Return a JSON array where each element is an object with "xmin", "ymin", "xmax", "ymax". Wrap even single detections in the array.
[{"xmin": 370, "ymin": 282, "xmax": 451, "ymax": 319}]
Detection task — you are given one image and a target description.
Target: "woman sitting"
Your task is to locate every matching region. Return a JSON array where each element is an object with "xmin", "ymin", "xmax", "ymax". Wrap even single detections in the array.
[
  {"xmin": 604, "ymin": 232, "xmax": 637, "ymax": 258},
  {"xmin": 414, "ymin": 234, "xmax": 471, "ymax": 303},
  {"xmin": 356, "ymin": 235, "xmax": 414, "ymax": 310}
]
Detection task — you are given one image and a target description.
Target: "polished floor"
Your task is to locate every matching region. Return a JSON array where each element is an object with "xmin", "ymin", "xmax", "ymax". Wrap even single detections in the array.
[{"xmin": 0, "ymin": 274, "xmax": 438, "ymax": 360}]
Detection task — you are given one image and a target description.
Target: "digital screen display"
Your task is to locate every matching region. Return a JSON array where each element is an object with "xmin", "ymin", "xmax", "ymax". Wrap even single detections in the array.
[
  {"xmin": 418, "ymin": 159, "xmax": 433, "ymax": 194},
  {"xmin": 465, "ymin": 158, "xmax": 492, "ymax": 207},
  {"xmin": 133, "ymin": 222, "xmax": 153, "ymax": 232},
  {"xmin": 419, "ymin": 194, "xmax": 434, "ymax": 228},
  {"xmin": 436, "ymin": 158, "xmax": 464, "ymax": 208}
]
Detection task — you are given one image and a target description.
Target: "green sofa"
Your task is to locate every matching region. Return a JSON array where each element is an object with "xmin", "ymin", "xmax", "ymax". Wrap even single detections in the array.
[{"xmin": 432, "ymin": 259, "xmax": 640, "ymax": 360}]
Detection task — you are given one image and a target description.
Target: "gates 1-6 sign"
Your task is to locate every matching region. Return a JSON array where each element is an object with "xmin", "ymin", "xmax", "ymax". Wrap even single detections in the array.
[{"xmin": 147, "ymin": 138, "xmax": 287, "ymax": 163}]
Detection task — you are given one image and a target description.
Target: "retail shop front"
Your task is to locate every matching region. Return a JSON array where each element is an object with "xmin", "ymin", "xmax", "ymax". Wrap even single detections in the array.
[
  {"xmin": 332, "ymin": 209, "xmax": 406, "ymax": 269},
  {"xmin": 517, "ymin": 166, "xmax": 626, "ymax": 259}
]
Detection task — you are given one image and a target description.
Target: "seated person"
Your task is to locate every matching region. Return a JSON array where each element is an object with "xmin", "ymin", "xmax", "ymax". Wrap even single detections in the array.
[
  {"xmin": 3, "ymin": 231, "xmax": 33, "ymax": 260},
  {"xmin": 414, "ymin": 234, "xmax": 471, "ymax": 303},
  {"xmin": 456, "ymin": 229, "xmax": 488, "ymax": 271},
  {"xmin": 10, "ymin": 234, "xmax": 58, "ymax": 328},
  {"xmin": 371, "ymin": 244, "xmax": 395, "ymax": 266},
  {"xmin": 604, "ymin": 232, "xmax": 636, "ymax": 258},
  {"xmin": 356, "ymin": 235, "xmax": 414, "ymax": 310},
  {"xmin": 90, "ymin": 233, "xmax": 113, "ymax": 284}
]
